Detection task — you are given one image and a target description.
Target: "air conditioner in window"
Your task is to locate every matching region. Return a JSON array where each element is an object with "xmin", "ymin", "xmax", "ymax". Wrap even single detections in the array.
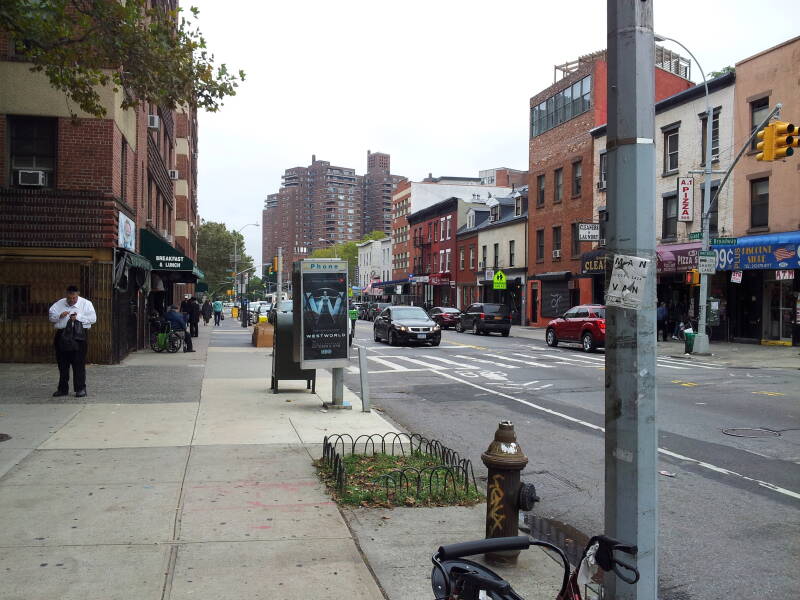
[
  {"xmin": 168, "ymin": 169, "xmax": 179, "ymax": 180},
  {"xmin": 599, "ymin": 238, "xmax": 607, "ymax": 247},
  {"xmin": 552, "ymin": 249, "xmax": 562, "ymax": 259},
  {"xmin": 18, "ymin": 170, "xmax": 46, "ymax": 186},
  {"xmin": 147, "ymin": 114, "xmax": 160, "ymax": 129},
  {"xmin": 597, "ymin": 180, "xmax": 607, "ymax": 190}
]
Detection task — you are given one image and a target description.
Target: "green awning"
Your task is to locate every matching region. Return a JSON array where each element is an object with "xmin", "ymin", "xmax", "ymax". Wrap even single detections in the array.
[
  {"xmin": 193, "ymin": 265, "xmax": 205, "ymax": 279},
  {"xmin": 126, "ymin": 251, "xmax": 153, "ymax": 272},
  {"xmin": 140, "ymin": 228, "xmax": 196, "ymax": 272}
]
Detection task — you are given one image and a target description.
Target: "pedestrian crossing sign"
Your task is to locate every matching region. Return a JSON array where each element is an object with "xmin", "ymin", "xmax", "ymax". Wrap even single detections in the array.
[{"xmin": 493, "ymin": 270, "xmax": 507, "ymax": 290}]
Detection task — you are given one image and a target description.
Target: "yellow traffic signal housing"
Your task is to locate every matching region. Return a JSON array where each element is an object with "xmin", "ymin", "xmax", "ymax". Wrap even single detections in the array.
[
  {"xmin": 773, "ymin": 121, "xmax": 796, "ymax": 159},
  {"xmin": 756, "ymin": 123, "xmax": 775, "ymax": 161},
  {"xmin": 684, "ymin": 269, "xmax": 700, "ymax": 286},
  {"xmin": 272, "ymin": 256, "xmax": 278, "ymax": 272}
]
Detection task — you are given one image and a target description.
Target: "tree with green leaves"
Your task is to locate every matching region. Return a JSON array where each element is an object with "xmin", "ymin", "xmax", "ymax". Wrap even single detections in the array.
[
  {"xmin": 196, "ymin": 221, "xmax": 253, "ymax": 299},
  {"xmin": 0, "ymin": 0, "xmax": 244, "ymax": 118},
  {"xmin": 308, "ymin": 231, "xmax": 389, "ymax": 281},
  {"xmin": 708, "ymin": 66, "xmax": 734, "ymax": 79}
]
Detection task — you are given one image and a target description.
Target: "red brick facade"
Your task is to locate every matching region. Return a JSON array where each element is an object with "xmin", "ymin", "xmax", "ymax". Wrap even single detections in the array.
[{"xmin": 408, "ymin": 199, "xmax": 458, "ymax": 306}]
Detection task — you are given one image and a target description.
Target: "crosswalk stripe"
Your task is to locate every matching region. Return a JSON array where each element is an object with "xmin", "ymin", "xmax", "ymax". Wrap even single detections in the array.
[
  {"xmin": 421, "ymin": 355, "xmax": 485, "ymax": 370},
  {"xmin": 367, "ymin": 356, "xmax": 410, "ymax": 371},
  {"xmin": 453, "ymin": 355, "xmax": 520, "ymax": 369},
  {"xmin": 658, "ymin": 358, "xmax": 720, "ymax": 369},
  {"xmin": 483, "ymin": 353, "xmax": 554, "ymax": 368},
  {"xmin": 391, "ymin": 356, "xmax": 447, "ymax": 370}
]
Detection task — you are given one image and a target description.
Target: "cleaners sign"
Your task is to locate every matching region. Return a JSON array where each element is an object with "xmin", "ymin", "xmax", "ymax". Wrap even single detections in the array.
[{"xmin": 677, "ymin": 177, "xmax": 693, "ymax": 222}]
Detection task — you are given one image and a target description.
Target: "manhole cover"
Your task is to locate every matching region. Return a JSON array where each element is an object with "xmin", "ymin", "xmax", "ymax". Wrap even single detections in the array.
[
  {"xmin": 721, "ymin": 427, "xmax": 780, "ymax": 438},
  {"xmin": 0, "ymin": 433, "xmax": 11, "ymax": 443}
]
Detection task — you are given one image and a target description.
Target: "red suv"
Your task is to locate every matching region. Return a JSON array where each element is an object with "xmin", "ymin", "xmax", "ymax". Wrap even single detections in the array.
[{"xmin": 545, "ymin": 304, "xmax": 606, "ymax": 352}]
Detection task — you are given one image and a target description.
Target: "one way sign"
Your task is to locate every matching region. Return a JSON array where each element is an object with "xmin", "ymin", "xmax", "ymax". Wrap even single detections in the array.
[{"xmin": 493, "ymin": 270, "xmax": 507, "ymax": 290}]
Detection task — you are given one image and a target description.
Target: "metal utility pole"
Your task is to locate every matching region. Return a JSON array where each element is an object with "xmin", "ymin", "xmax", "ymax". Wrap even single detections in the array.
[
  {"xmin": 605, "ymin": 1, "xmax": 658, "ymax": 598},
  {"xmin": 277, "ymin": 247, "xmax": 283, "ymax": 299}
]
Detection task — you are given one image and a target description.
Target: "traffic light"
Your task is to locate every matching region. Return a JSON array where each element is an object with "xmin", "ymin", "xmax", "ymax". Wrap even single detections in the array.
[
  {"xmin": 272, "ymin": 256, "xmax": 279, "ymax": 272},
  {"xmin": 756, "ymin": 124, "xmax": 775, "ymax": 161},
  {"xmin": 685, "ymin": 269, "xmax": 700, "ymax": 286},
  {"xmin": 757, "ymin": 121, "xmax": 797, "ymax": 161},
  {"xmin": 773, "ymin": 121, "xmax": 797, "ymax": 160}
]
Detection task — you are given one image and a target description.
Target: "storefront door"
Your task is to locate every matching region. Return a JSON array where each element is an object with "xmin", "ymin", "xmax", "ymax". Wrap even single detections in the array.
[{"xmin": 764, "ymin": 276, "xmax": 794, "ymax": 342}]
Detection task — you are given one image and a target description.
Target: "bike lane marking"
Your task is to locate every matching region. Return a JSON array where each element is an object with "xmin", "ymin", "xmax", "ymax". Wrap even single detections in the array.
[{"xmin": 434, "ymin": 369, "xmax": 800, "ymax": 501}]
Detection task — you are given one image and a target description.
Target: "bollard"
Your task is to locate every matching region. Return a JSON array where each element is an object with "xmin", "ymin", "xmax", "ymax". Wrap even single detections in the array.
[
  {"xmin": 358, "ymin": 346, "xmax": 370, "ymax": 412},
  {"xmin": 481, "ymin": 421, "xmax": 540, "ymax": 566}
]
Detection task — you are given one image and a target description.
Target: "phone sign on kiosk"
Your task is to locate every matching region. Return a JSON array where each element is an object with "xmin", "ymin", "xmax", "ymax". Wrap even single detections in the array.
[{"xmin": 293, "ymin": 259, "xmax": 351, "ymax": 409}]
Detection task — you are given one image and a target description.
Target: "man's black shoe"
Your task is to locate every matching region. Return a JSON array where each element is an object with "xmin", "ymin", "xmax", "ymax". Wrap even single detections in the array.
[
  {"xmin": 52, "ymin": 390, "xmax": 68, "ymax": 397},
  {"xmin": 75, "ymin": 389, "xmax": 87, "ymax": 398}
]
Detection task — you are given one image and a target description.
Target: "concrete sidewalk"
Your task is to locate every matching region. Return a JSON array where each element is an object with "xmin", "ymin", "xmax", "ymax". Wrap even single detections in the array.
[{"xmin": 512, "ymin": 325, "xmax": 799, "ymax": 369}]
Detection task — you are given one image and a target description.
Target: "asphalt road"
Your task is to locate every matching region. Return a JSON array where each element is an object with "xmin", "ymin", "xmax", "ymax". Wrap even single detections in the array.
[{"xmin": 343, "ymin": 320, "xmax": 800, "ymax": 600}]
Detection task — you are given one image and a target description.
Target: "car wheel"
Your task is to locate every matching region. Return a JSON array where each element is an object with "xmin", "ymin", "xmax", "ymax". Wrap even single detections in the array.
[
  {"xmin": 582, "ymin": 332, "xmax": 595, "ymax": 352},
  {"xmin": 430, "ymin": 336, "xmax": 441, "ymax": 347},
  {"xmin": 546, "ymin": 328, "xmax": 558, "ymax": 347},
  {"xmin": 501, "ymin": 330, "xmax": 510, "ymax": 337},
  {"xmin": 389, "ymin": 330, "xmax": 398, "ymax": 346},
  {"xmin": 455, "ymin": 321, "xmax": 463, "ymax": 333}
]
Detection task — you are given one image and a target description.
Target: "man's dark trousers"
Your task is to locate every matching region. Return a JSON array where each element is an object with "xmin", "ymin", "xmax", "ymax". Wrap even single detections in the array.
[
  {"xmin": 183, "ymin": 328, "xmax": 194, "ymax": 352},
  {"xmin": 54, "ymin": 331, "xmax": 87, "ymax": 393},
  {"xmin": 214, "ymin": 312, "xmax": 221, "ymax": 326},
  {"xmin": 190, "ymin": 321, "xmax": 199, "ymax": 337}
]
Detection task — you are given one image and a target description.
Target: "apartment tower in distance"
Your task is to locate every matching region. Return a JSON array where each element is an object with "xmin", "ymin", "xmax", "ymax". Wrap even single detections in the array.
[{"xmin": 364, "ymin": 151, "xmax": 405, "ymax": 236}]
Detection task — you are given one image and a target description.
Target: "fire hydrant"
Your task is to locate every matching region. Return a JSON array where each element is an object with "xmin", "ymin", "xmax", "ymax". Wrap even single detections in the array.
[{"xmin": 481, "ymin": 421, "xmax": 539, "ymax": 565}]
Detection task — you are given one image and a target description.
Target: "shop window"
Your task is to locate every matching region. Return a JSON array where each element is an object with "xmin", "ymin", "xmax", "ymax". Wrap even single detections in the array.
[
  {"xmin": 750, "ymin": 178, "xmax": 769, "ymax": 228},
  {"xmin": 662, "ymin": 194, "xmax": 678, "ymax": 239}
]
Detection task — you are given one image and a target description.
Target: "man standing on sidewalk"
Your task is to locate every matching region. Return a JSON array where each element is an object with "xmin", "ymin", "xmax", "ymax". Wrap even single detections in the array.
[
  {"xmin": 188, "ymin": 297, "xmax": 201, "ymax": 337},
  {"xmin": 48, "ymin": 285, "xmax": 97, "ymax": 397},
  {"xmin": 212, "ymin": 298, "xmax": 223, "ymax": 326}
]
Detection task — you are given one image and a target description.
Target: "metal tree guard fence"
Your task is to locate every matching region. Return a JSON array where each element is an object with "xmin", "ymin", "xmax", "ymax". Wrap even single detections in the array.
[{"xmin": 321, "ymin": 432, "xmax": 479, "ymax": 502}]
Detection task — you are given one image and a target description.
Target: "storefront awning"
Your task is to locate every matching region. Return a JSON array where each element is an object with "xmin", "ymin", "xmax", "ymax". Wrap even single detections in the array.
[
  {"xmin": 140, "ymin": 229, "xmax": 201, "ymax": 282},
  {"xmin": 711, "ymin": 231, "xmax": 800, "ymax": 271},
  {"xmin": 373, "ymin": 278, "xmax": 408, "ymax": 287},
  {"xmin": 657, "ymin": 242, "xmax": 700, "ymax": 273},
  {"xmin": 531, "ymin": 271, "xmax": 572, "ymax": 281}
]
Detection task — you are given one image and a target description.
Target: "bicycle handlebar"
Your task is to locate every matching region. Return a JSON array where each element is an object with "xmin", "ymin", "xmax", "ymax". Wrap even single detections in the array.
[{"xmin": 436, "ymin": 536, "xmax": 531, "ymax": 561}]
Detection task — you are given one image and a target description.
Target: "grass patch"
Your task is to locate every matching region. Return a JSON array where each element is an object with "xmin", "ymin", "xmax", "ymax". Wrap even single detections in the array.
[{"xmin": 316, "ymin": 451, "xmax": 484, "ymax": 508}]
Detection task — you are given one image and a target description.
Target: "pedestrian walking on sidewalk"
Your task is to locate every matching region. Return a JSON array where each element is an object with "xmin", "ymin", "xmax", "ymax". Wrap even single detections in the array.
[
  {"xmin": 657, "ymin": 301, "xmax": 668, "ymax": 342},
  {"xmin": 48, "ymin": 285, "xmax": 97, "ymax": 397},
  {"xmin": 201, "ymin": 299, "xmax": 212, "ymax": 325},
  {"xmin": 212, "ymin": 299, "xmax": 223, "ymax": 326},
  {"xmin": 165, "ymin": 305, "xmax": 195, "ymax": 352},
  {"xmin": 188, "ymin": 297, "xmax": 201, "ymax": 337}
]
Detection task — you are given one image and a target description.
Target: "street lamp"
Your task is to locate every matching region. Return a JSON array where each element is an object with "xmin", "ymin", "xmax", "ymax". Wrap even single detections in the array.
[
  {"xmin": 654, "ymin": 34, "xmax": 714, "ymax": 354},
  {"xmin": 233, "ymin": 223, "xmax": 259, "ymax": 301}
]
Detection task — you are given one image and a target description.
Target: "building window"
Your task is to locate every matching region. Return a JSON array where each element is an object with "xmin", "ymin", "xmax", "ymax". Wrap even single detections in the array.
[
  {"xmin": 598, "ymin": 152, "xmax": 607, "ymax": 190},
  {"xmin": 536, "ymin": 229, "xmax": 545, "ymax": 261},
  {"xmin": 531, "ymin": 74, "xmax": 592, "ymax": 137},
  {"xmin": 439, "ymin": 251, "xmax": 445, "ymax": 273},
  {"xmin": 664, "ymin": 129, "xmax": 679, "ymax": 173},
  {"xmin": 469, "ymin": 247, "xmax": 475, "ymax": 269},
  {"xmin": 440, "ymin": 218, "xmax": 446, "ymax": 242},
  {"xmin": 701, "ymin": 108, "xmax": 721, "ymax": 164},
  {"xmin": 554, "ymin": 168, "xmax": 563, "ymax": 203},
  {"xmin": 445, "ymin": 249, "xmax": 451, "ymax": 272},
  {"xmin": 467, "ymin": 212, "xmax": 475, "ymax": 228},
  {"xmin": 9, "ymin": 116, "xmax": 56, "ymax": 188},
  {"xmin": 481, "ymin": 245, "xmax": 487, "ymax": 268},
  {"xmin": 572, "ymin": 161, "xmax": 582, "ymax": 196},
  {"xmin": 490, "ymin": 204, "xmax": 499, "ymax": 222},
  {"xmin": 750, "ymin": 97, "xmax": 770, "ymax": 150},
  {"xmin": 446, "ymin": 216, "xmax": 452, "ymax": 239},
  {"xmin": 537, "ymin": 174, "xmax": 545, "ymax": 207},
  {"xmin": 491, "ymin": 243, "xmax": 498, "ymax": 268},
  {"xmin": 571, "ymin": 223, "xmax": 581, "ymax": 256},
  {"xmin": 662, "ymin": 194, "xmax": 678, "ymax": 239},
  {"xmin": 120, "ymin": 139, "xmax": 127, "ymax": 203},
  {"xmin": 459, "ymin": 248, "xmax": 465, "ymax": 270},
  {"xmin": 750, "ymin": 178, "xmax": 769, "ymax": 228},
  {"xmin": 552, "ymin": 226, "xmax": 562, "ymax": 252},
  {"xmin": 509, "ymin": 240, "xmax": 515, "ymax": 267},
  {"xmin": 708, "ymin": 185, "xmax": 719, "ymax": 236},
  {"xmin": 514, "ymin": 196, "xmax": 523, "ymax": 216}
]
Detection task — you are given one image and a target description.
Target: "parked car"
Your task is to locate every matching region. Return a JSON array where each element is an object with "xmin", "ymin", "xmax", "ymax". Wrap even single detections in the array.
[
  {"xmin": 373, "ymin": 305, "xmax": 441, "ymax": 346},
  {"xmin": 545, "ymin": 304, "xmax": 606, "ymax": 352},
  {"xmin": 365, "ymin": 302, "xmax": 391, "ymax": 321},
  {"xmin": 455, "ymin": 303, "xmax": 511, "ymax": 336},
  {"xmin": 428, "ymin": 306, "xmax": 461, "ymax": 329},
  {"xmin": 268, "ymin": 300, "xmax": 293, "ymax": 324}
]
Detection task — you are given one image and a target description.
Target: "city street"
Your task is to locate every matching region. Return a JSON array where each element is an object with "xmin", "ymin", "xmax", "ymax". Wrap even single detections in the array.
[{"xmin": 344, "ymin": 320, "xmax": 800, "ymax": 600}]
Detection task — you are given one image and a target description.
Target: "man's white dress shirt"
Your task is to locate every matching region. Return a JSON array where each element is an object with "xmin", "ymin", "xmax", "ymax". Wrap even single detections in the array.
[{"xmin": 48, "ymin": 297, "xmax": 97, "ymax": 330}]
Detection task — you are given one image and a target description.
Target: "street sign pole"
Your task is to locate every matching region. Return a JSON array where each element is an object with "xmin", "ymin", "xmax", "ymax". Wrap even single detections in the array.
[{"xmin": 605, "ymin": 2, "xmax": 658, "ymax": 598}]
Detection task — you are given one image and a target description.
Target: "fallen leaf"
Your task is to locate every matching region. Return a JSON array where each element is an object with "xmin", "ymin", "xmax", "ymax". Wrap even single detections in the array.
[{"xmin": 659, "ymin": 470, "xmax": 677, "ymax": 478}]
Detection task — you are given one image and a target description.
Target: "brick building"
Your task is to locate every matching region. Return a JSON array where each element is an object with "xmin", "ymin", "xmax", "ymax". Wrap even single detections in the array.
[
  {"xmin": 363, "ymin": 151, "xmax": 405, "ymax": 236},
  {"xmin": 0, "ymin": 20, "xmax": 201, "ymax": 364},
  {"xmin": 526, "ymin": 48, "xmax": 693, "ymax": 325}
]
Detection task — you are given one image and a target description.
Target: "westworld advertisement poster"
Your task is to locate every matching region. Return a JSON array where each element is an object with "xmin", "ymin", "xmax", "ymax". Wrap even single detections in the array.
[{"xmin": 301, "ymin": 267, "xmax": 349, "ymax": 364}]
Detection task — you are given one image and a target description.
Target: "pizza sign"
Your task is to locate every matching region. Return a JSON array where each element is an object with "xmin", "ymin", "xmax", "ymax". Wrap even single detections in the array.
[{"xmin": 677, "ymin": 177, "xmax": 693, "ymax": 222}]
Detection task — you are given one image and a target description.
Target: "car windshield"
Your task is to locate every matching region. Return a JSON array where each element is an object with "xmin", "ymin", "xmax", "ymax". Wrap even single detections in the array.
[
  {"xmin": 391, "ymin": 307, "xmax": 429, "ymax": 320},
  {"xmin": 278, "ymin": 301, "xmax": 292, "ymax": 311},
  {"xmin": 483, "ymin": 304, "xmax": 509, "ymax": 315}
]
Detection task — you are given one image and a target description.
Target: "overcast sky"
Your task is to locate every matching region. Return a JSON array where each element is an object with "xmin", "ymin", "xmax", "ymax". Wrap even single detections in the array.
[{"xmin": 190, "ymin": 0, "xmax": 798, "ymax": 264}]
